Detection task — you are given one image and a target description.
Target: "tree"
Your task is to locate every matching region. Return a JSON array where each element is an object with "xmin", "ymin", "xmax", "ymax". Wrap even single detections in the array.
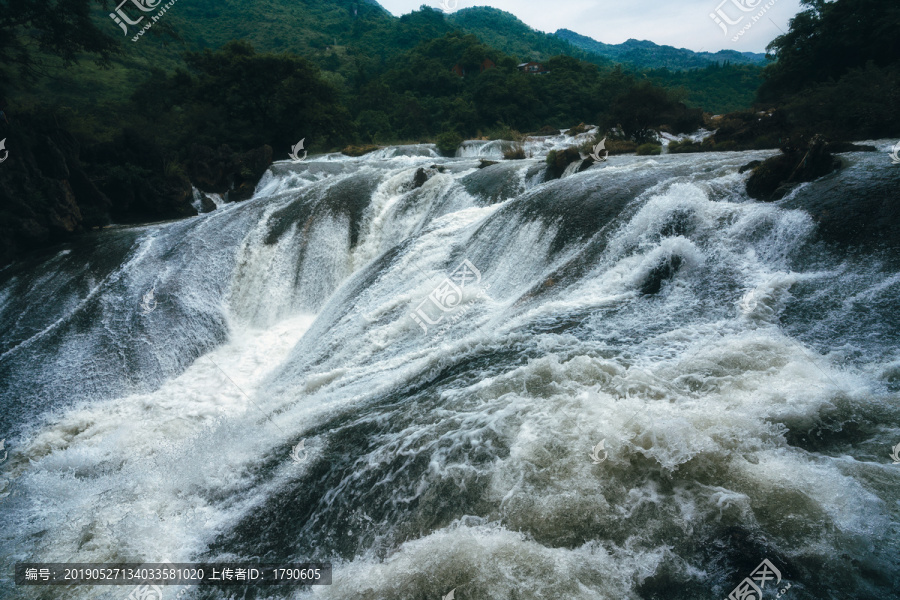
[
  {"xmin": 171, "ymin": 41, "xmax": 353, "ymax": 151},
  {"xmin": 758, "ymin": 0, "xmax": 900, "ymax": 102},
  {"xmin": 0, "ymin": 0, "xmax": 121, "ymax": 90}
]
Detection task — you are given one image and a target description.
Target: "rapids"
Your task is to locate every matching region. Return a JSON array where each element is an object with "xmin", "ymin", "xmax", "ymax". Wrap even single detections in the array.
[{"xmin": 0, "ymin": 135, "xmax": 898, "ymax": 599}]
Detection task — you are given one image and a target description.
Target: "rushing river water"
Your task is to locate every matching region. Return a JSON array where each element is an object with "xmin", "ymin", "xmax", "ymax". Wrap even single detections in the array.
[{"xmin": 0, "ymin": 135, "xmax": 898, "ymax": 599}]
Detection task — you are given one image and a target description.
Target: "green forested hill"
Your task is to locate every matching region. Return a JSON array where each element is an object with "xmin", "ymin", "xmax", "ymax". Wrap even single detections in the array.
[
  {"xmin": 446, "ymin": 8, "xmax": 611, "ymax": 67},
  {"xmin": 554, "ymin": 29, "xmax": 766, "ymax": 70},
  {"xmin": 9, "ymin": 0, "xmax": 762, "ymax": 139}
]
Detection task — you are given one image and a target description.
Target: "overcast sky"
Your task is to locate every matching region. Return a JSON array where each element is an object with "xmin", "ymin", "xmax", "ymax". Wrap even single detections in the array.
[{"xmin": 376, "ymin": 0, "xmax": 803, "ymax": 54}]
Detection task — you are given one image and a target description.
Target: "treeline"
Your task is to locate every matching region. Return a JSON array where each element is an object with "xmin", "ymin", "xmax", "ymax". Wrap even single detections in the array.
[{"xmin": 130, "ymin": 33, "xmax": 702, "ymax": 156}]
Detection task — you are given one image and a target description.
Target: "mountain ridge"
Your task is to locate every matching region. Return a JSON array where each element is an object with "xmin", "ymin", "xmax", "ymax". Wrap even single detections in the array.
[{"xmin": 555, "ymin": 28, "xmax": 767, "ymax": 70}]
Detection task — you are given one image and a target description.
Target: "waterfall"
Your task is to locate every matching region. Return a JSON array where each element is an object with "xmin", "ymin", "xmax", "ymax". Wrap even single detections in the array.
[{"xmin": 1, "ymin": 141, "xmax": 898, "ymax": 599}]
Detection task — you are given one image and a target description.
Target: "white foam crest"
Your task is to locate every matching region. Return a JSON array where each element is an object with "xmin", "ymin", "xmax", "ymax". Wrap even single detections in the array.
[
  {"xmin": 316, "ymin": 521, "xmax": 665, "ymax": 599},
  {"xmin": 455, "ymin": 140, "xmax": 515, "ymax": 159},
  {"xmin": 738, "ymin": 272, "xmax": 800, "ymax": 323},
  {"xmin": 230, "ymin": 212, "xmax": 352, "ymax": 327},
  {"xmin": 350, "ymin": 169, "xmax": 475, "ymax": 271},
  {"xmin": 4, "ymin": 314, "xmax": 316, "ymax": 568}
]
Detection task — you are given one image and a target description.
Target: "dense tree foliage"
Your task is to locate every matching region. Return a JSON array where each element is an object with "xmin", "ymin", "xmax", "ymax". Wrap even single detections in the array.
[
  {"xmin": 132, "ymin": 41, "xmax": 352, "ymax": 151},
  {"xmin": 345, "ymin": 34, "xmax": 701, "ymax": 146},
  {"xmin": 647, "ymin": 63, "xmax": 763, "ymax": 115},
  {"xmin": 758, "ymin": 0, "xmax": 900, "ymax": 137},
  {"xmin": 759, "ymin": 0, "xmax": 900, "ymax": 101},
  {"xmin": 0, "ymin": 0, "xmax": 120, "ymax": 90}
]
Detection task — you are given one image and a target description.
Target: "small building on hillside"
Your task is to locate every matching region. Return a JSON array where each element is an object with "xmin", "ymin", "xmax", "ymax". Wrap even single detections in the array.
[
  {"xmin": 451, "ymin": 64, "xmax": 466, "ymax": 77},
  {"xmin": 517, "ymin": 62, "xmax": 549, "ymax": 75}
]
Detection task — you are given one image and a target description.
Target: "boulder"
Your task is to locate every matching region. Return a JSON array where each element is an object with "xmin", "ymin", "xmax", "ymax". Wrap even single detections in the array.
[
  {"xmin": 738, "ymin": 160, "xmax": 762, "ymax": 174},
  {"xmin": 186, "ymin": 143, "xmax": 273, "ymax": 202},
  {"xmin": 745, "ymin": 135, "xmax": 841, "ymax": 201},
  {"xmin": 412, "ymin": 167, "xmax": 429, "ymax": 189}
]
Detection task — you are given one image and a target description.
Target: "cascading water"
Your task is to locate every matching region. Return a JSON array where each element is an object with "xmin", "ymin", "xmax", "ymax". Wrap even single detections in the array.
[{"xmin": 1, "ymin": 135, "xmax": 898, "ymax": 599}]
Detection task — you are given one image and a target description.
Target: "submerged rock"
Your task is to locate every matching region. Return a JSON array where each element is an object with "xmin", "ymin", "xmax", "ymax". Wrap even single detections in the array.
[
  {"xmin": 641, "ymin": 254, "xmax": 684, "ymax": 295},
  {"xmin": 781, "ymin": 156, "xmax": 900, "ymax": 247}
]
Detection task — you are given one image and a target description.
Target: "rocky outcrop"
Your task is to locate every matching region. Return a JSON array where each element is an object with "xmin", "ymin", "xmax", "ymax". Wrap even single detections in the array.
[
  {"xmin": 82, "ymin": 129, "xmax": 194, "ymax": 221},
  {"xmin": 744, "ymin": 135, "xmax": 841, "ymax": 201},
  {"xmin": 0, "ymin": 120, "xmax": 277, "ymax": 266},
  {"xmin": 185, "ymin": 143, "xmax": 273, "ymax": 202},
  {"xmin": 0, "ymin": 123, "xmax": 112, "ymax": 266}
]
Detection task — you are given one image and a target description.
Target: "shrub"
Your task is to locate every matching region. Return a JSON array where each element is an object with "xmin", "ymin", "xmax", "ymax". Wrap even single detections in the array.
[
  {"xmin": 163, "ymin": 160, "xmax": 186, "ymax": 178},
  {"xmin": 531, "ymin": 125, "xmax": 561, "ymax": 136},
  {"xmin": 565, "ymin": 122, "xmax": 591, "ymax": 136},
  {"xmin": 485, "ymin": 122, "xmax": 524, "ymax": 141},
  {"xmin": 606, "ymin": 139, "xmax": 638, "ymax": 155},
  {"xmin": 669, "ymin": 140, "xmax": 703, "ymax": 153},
  {"xmin": 342, "ymin": 144, "xmax": 381, "ymax": 157},
  {"xmin": 545, "ymin": 147, "xmax": 582, "ymax": 178},
  {"xmin": 503, "ymin": 143, "xmax": 526, "ymax": 160},
  {"xmin": 435, "ymin": 131, "xmax": 464, "ymax": 156},
  {"xmin": 636, "ymin": 143, "xmax": 662, "ymax": 156}
]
